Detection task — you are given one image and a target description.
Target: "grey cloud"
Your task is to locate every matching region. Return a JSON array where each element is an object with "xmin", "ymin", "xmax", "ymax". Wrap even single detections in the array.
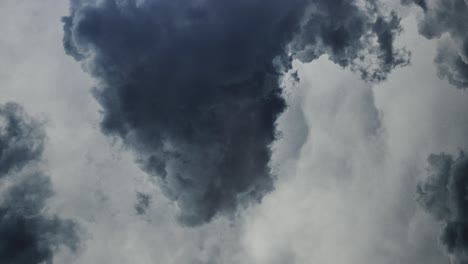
[
  {"xmin": 417, "ymin": 152, "xmax": 468, "ymax": 264},
  {"xmin": 408, "ymin": 0, "xmax": 468, "ymax": 89},
  {"xmin": 62, "ymin": 0, "xmax": 408, "ymax": 225},
  {"xmin": 435, "ymin": 40, "xmax": 468, "ymax": 88},
  {"xmin": 0, "ymin": 102, "xmax": 79, "ymax": 264},
  {"xmin": 245, "ymin": 58, "xmax": 451, "ymax": 264},
  {"xmin": 401, "ymin": 0, "xmax": 427, "ymax": 11},
  {"xmin": 0, "ymin": 102, "xmax": 45, "ymax": 178},
  {"xmin": 135, "ymin": 192, "xmax": 151, "ymax": 216},
  {"xmin": 0, "ymin": 173, "xmax": 80, "ymax": 264},
  {"xmin": 291, "ymin": 0, "xmax": 410, "ymax": 82}
]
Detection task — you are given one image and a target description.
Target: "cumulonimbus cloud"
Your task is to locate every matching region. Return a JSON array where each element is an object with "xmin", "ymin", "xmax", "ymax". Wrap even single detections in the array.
[
  {"xmin": 0, "ymin": 102, "xmax": 79, "ymax": 264},
  {"xmin": 62, "ymin": 0, "xmax": 408, "ymax": 225},
  {"xmin": 418, "ymin": 152, "xmax": 468, "ymax": 264}
]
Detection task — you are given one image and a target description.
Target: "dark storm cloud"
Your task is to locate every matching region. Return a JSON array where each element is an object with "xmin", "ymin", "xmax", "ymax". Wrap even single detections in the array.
[
  {"xmin": 417, "ymin": 152, "xmax": 468, "ymax": 264},
  {"xmin": 135, "ymin": 192, "xmax": 151, "ymax": 216},
  {"xmin": 407, "ymin": 0, "xmax": 468, "ymax": 88},
  {"xmin": 291, "ymin": 0, "xmax": 410, "ymax": 82},
  {"xmin": 0, "ymin": 173, "xmax": 80, "ymax": 264},
  {"xmin": 63, "ymin": 0, "xmax": 408, "ymax": 225},
  {"xmin": 0, "ymin": 102, "xmax": 79, "ymax": 264},
  {"xmin": 0, "ymin": 102, "xmax": 45, "ymax": 178}
]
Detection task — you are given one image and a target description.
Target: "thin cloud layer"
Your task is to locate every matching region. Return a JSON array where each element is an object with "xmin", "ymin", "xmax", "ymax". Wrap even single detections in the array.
[
  {"xmin": 62, "ymin": 0, "xmax": 408, "ymax": 225},
  {"xmin": 0, "ymin": 102, "xmax": 79, "ymax": 264},
  {"xmin": 406, "ymin": 0, "xmax": 468, "ymax": 88},
  {"xmin": 418, "ymin": 152, "xmax": 468, "ymax": 264}
]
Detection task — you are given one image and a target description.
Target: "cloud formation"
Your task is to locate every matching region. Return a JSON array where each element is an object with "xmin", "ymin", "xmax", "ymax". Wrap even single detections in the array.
[
  {"xmin": 135, "ymin": 192, "xmax": 151, "ymax": 216},
  {"xmin": 406, "ymin": 0, "xmax": 468, "ymax": 88},
  {"xmin": 63, "ymin": 0, "xmax": 408, "ymax": 225},
  {"xmin": 417, "ymin": 152, "xmax": 468, "ymax": 264},
  {"xmin": 0, "ymin": 103, "xmax": 45, "ymax": 178},
  {"xmin": 291, "ymin": 0, "xmax": 410, "ymax": 82},
  {"xmin": 0, "ymin": 102, "xmax": 79, "ymax": 264}
]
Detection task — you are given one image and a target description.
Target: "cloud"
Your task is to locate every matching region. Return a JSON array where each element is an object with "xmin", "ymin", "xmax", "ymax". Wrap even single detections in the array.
[
  {"xmin": 401, "ymin": 0, "xmax": 427, "ymax": 11},
  {"xmin": 291, "ymin": 0, "xmax": 410, "ymax": 82},
  {"xmin": 0, "ymin": 102, "xmax": 79, "ymax": 264},
  {"xmin": 417, "ymin": 152, "xmax": 468, "ymax": 264},
  {"xmin": 406, "ymin": 0, "xmax": 468, "ymax": 89},
  {"xmin": 435, "ymin": 39, "xmax": 468, "ymax": 88},
  {"xmin": 62, "ymin": 0, "xmax": 408, "ymax": 225},
  {"xmin": 0, "ymin": 102, "xmax": 45, "ymax": 178},
  {"xmin": 244, "ymin": 57, "xmax": 450, "ymax": 264},
  {"xmin": 135, "ymin": 192, "xmax": 151, "ymax": 216},
  {"xmin": 0, "ymin": 173, "xmax": 80, "ymax": 264}
]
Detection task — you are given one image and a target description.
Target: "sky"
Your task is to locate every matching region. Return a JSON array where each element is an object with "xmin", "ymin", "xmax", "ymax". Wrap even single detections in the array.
[{"xmin": 0, "ymin": 0, "xmax": 468, "ymax": 263}]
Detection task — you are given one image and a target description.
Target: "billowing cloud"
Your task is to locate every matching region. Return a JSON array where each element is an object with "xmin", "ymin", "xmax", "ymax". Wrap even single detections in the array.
[
  {"xmin": 0, "ymin": 103, "xmax": 45, "ymax": 178},
  {"xmin": 0, "ymin": 102, "xmax": 79, "ymax": 264},
  {"xmin": 435, "ymin": 39, "xmax": 468, "ymax": 88},
  {"xmin": 417, "ymin": 152, "xmax": 468, "ymax": 264},
  {"xmin": 405, "ymin": 0, "xmax": 468, "ymax": 88},
  {"xmin": 0, "ymin": 173, "xmax": 80, "ymax": 264},
  {"xmin": 291, "ymin": 0, "xmax": 410, "ymax": 82},
  {"xmin": 62, "ymin": 0, "xmax": 408, "ymax": 225}
]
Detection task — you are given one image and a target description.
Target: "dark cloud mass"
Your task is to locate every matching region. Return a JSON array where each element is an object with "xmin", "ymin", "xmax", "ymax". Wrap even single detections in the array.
[
  {"xmin": 417, "ymin": 152, "xmax": 468, "ymax": 264},
  {"xmin": 0, "ymin": 102, "xmax": 79, "ymax": 264},
  {"xmin": 63, "ymin": 0, "xmax": 408, "ymax": 225},
  {"xmin": 407, "ymin": 0, "xmax": 468, "ymax": 88},
  {"xmin": 0, "ymin": 103, "xmax": 45, "ymax": 178},
  {"xmin": 291, "ymin": 0, "xmax": 410, "ymax": 82}
]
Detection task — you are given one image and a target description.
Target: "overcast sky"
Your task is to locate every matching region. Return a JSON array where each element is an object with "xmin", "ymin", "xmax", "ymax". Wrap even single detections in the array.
[{"xmin": 1, "ymin": 1, "xmax": 468, "ymax": 263}]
